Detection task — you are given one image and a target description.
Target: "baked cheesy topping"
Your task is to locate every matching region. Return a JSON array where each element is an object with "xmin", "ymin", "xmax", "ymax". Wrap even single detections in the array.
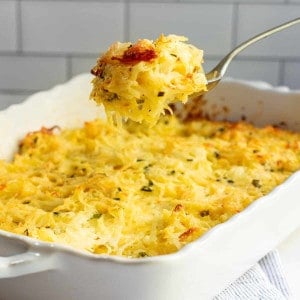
[
  {"xmin": 0, "ymin": 116, "xmax": 299, "ymax": 257},
  {"xmin": 90, "ymin": 35, "xmax": 207, "ymax": 125}
]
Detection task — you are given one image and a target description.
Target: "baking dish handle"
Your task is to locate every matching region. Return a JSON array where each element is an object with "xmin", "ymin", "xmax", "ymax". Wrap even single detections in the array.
[{"xmin": 0, "ymin": 250, "xmax": 56, "ymax": 278}]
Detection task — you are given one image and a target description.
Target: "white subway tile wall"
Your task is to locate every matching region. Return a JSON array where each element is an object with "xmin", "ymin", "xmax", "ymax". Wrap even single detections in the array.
[
  {"xmin": 128, "ymin": 3, "xmax": 234, "ymax": 56},
  {"xmin": 180, "ymin": 0, "xmax": 286, "ymax": 2},
  {"xmin": 0, "ymin": 93, "xmax": 30, "ymax": 110},
  {"xmin": 0, "ymin": 0, "xmax": 299, "ymax": 109},
  {"xmin": 21, "ymin": 2, "xmax": 125, "ymax": 54},
  {"xmin": 0, "ymin": 56, "xmax": 67, "ymax": 91},
  {"xmin": 237, "ymin": 5, "xmax": 300, "ymax": 58},
  {"xmin": 283, "ymin": 61, "xmax": 300, "ymax": 89},
  {"xmin": 0, "ymin": 1, "xmax": 17, "ymax": 52},
  {"xmin": 70, "ymin": 56, "xmax": 98, "ymax": 77},
  {"xmin": 204, "ymin": 58, "xmax": 281, "ymax": 86}
]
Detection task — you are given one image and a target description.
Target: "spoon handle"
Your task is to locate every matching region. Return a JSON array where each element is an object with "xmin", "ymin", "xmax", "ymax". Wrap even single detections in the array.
[{"xmin": 206, "ymin": 18, "xmax": 300, "ymax": 83}]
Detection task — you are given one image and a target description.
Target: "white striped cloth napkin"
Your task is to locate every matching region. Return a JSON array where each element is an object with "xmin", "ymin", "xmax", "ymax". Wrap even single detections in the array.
[{"xmin": 215, "ymin": 250, "xmax": 290, "ymax": 300}]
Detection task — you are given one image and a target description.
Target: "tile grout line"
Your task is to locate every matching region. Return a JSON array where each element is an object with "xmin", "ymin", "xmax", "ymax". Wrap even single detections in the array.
[
  {"xmin": 11, "ymin": 0, "xmax": 300, "ymax": 4},
  {"xmin": 278, "ymin": 59, "xmax": 285, "ymax": 86},
  {"xmin": 65, "ymin": 55, "xmax": 72, "ymax": 80},
  {"xmin": 0, "ymin": 51, "xmax": 99, "ymax": 58},
  {"xmin": 19, "ymin": 0, "xmax": 126, "ymax": 2},
  {"xmin": 124, "ymin": 0, "xmax": 130, "ymax": 41},
  {"xmin": 0, "ymin": 88, "xmax": 38, "ymax": 95},
  {"xmin": 15, "ymin": 0, "xmax": 22, "ymax": 53},
  {"xmin": 1, "ymin": 51, "xmax": 300, "ymax": 62},
  {"xmin": 174, "ymin": 1, "xmax": 295, "ymax": 4},
  {"xmin": 231, "ymin": 3, "xmax": 239, "ymax": 49}
]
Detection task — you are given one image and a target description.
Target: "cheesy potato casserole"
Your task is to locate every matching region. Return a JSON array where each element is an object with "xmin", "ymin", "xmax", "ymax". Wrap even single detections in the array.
[
  {"xmin": 90, "ymin": 35, "xmax": 207, "ymax": 125},
  {"xmin": 0, "ymin": 116, "xmax": 299, "ymax": 257}
]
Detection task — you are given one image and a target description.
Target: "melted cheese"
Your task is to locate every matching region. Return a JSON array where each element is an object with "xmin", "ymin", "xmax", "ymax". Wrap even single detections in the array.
[
  {"xmin": 90, "ymin": 35, "xmax": 207, "ymax": 125},
  {"xmin": 0, "ymin": 117, "xmax": 300, "ymax": 257}
]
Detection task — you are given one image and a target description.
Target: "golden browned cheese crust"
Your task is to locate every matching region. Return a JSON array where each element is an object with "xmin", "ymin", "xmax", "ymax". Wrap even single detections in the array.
[{"xmin": 0, "ymin": 116, "xmax": 300, "ymax": 257}]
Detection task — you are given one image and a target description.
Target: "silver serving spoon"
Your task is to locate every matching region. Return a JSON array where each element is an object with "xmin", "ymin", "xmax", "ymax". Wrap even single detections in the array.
[{"xmin": 205, "ymin": 18, "xmax": 300, "ymax": 93}]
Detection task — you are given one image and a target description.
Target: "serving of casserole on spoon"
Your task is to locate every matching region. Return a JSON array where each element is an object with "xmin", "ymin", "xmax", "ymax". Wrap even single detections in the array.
[
  {"xmin": 90, "ymin": 18, "xmax": 300, "ymax": 126},
  {"xmin": 90, "ymin": 34, "xmax": 207, "ymax": 126}
]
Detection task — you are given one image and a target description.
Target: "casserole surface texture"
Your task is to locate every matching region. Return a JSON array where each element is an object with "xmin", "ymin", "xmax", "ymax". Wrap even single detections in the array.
[
  {"xmin": 0, "ymin": 74, "xmax": 299, "ymax": 300},
  {"xmin": 0, "ymin": 113, "xmax": 300, "ymax": 258}
]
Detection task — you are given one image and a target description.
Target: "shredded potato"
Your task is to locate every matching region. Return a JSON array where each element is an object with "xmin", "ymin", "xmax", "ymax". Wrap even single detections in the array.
[
  {"xmin": 90, "ymin": 35, "xmax": 207, "ymax": 125},
  {"xmin": 0, "ymin": 117, "xmax": 300, "ymax": 257}
]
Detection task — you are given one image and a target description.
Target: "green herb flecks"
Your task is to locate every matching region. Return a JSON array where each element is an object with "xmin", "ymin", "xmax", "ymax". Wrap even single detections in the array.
[
  {"xmin": 141, "ymin": 186, "xmax": 153, "ymax": 192},
  {"xmin": 200, "ymin": 210, "xmax": 209, "ymax": 217},
  {"xmin": 252, "ymin": 179, "xmax": 261, "ymax": 188},
  {"xmin": 137, "ymin": 252, "xmax": 148, "ymax": 258},
  {"xmin": 91, "ymin": 213, "xmax": 102, "ymax": 219}
]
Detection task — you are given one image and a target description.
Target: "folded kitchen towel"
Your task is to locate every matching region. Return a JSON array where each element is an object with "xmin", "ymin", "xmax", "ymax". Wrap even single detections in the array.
[{"xmin": 214, "ymin": 250, "xmax": 290, "ymax": 300}]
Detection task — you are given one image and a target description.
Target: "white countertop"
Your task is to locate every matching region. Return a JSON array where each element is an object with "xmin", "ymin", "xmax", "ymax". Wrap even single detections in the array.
[{"xmin": 278, "ymin": 227, "xmax": 300, "ymax": 299}]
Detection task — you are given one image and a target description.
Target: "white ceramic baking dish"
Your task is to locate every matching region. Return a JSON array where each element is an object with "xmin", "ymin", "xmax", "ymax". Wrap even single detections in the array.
[{"xmin": 0, "ymin": 74, "xmax": 299, "ymax": 300}]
